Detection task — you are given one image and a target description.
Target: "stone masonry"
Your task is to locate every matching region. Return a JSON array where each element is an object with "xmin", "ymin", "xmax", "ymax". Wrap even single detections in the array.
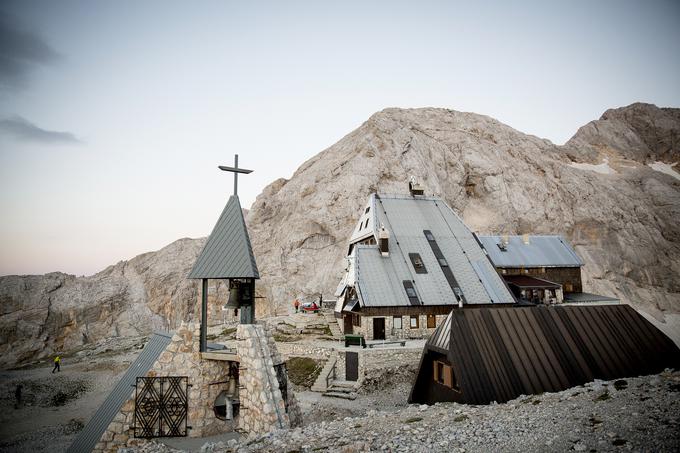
[
  {"xmin": 93, "ymin": 322, "xmax": 234, "ymax": 452},
  {"xmin": 92, "ymin": 321, "xmax": 302, "ymax": 452},
  {"xmin": 236, "ymin": 323, "xmax": 302, "ymax": 434}
]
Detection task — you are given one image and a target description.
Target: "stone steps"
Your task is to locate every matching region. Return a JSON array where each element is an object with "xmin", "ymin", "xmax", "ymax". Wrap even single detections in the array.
[
  {"xmin": 310, "ymin": 356, "xmax": 337, "ymax": 392},
  {"xmin": 322, "ymin": 390, "xmax": 357, "ymax": 400},
  {"xmin": 321, "ymin": 310, "xmax": 343, "ymax": 339}
]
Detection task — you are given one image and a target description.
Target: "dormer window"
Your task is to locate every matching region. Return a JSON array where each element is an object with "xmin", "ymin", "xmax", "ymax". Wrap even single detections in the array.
[{"xmin": 409, "ymin": 253, "xmax": 427, "ymax": 274}]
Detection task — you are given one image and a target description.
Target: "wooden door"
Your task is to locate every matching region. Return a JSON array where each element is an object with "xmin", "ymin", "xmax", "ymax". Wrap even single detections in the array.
[
  {"xmin": 373, "ymin": 317, "xmax": 385, "ymax": 340},
  {"xmin": 346, "ymin": 351, "xmax": 359, "ymax": 381},
  {"xmin": 343, "ymin": 315, "xmax": 353, "ymax": 334}
]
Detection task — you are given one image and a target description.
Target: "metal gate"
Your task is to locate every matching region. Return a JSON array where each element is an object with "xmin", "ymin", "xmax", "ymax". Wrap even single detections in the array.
[
  {"xmin": 346, "ymin": 351, "xmax": 359, "ymax": 381},
  {"xmin": 134, "ymin": 376, "xmax": 189, "ymax": 438}
]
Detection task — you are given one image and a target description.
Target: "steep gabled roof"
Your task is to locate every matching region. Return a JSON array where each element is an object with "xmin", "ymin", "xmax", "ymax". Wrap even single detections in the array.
[
  {"xmin": 188, "ymin": 195, "xmax": 259, "ymax": 279},
  {"xmin": 477, "ymin": 235, "xmax": 583, "ymax": 268},
  {"xmin": 353, "ymin": 194, "xmax": 515, "ymax": 307},
  {"xmin": 410, "ymin": 305, "xmax": 680, "ymax": 405}
]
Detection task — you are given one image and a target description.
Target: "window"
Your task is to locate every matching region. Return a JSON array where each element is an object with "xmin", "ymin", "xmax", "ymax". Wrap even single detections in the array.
[
  {"xmin": 352, "ymin": 314, "xmax": 361, "ymax": 327},
  {"xmin": 409, "ymin": 253, "xmax": 428, "ymax": 274},
  {"xmin": 410, "ymin": 315, "xmax": 419, "ymax": 328},
  {"xmin": 393, "ymin": 316, "xmax": 402, "ymax": 329},
  {"xmin": 364, "ymin": 219, "xmax": 369, "ymax": 229},
  {"xmin": 365, "ymin": 206, "xmax": 370, "ymax": 214},
  {"xmin": 427, "ymin": 314, "xmax": 436, "ymax": 328},
  {"xmin": 435, "ymin": 362, "xmax": 444, "ymax": 384},
  {"xmin": 424, "ymin": 230, "xmax": 435, "ymax": 241},
  {"xmin": 403, "ymin": 280, "xmax": 420, "ymax": 305},
  {"xmin": 433, "ymin": 360, "xmax": 459, "ymax": 390}
]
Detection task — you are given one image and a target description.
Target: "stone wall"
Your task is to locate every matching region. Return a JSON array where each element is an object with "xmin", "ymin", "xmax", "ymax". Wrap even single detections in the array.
[
  {"xmin": 275, "ymin": 341, "xmax": 335, "ymax": 359},
  {"xmin": 236, "ymin": 324, "xmax": 303, "ymax": 433},
  {"xmin": 335, "ymin": 346, "xmax": 422, "ymax": 384},
  {"xmin": 350, "ymin": 314, "xmax": 448, "ymax": 340},
  {"xmin": 93, "ymin": 323, "xmax": 234, "ymax": 452}
]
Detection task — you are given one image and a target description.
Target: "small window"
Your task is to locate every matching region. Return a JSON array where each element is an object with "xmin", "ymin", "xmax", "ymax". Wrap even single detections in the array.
[
  {"xmin": 438, "ymin": 258, "xmax": 448, "ymax": 267},
  {"xmin": 409, "ymin": 253, "xmax": 427, "ymax": 274},
  {"xmin": 365, "ymin": 206, "xmax": 370, "ymax": 214},
  {"xmin": 433, "ymin": 360, "xmax": 459, "ymax": 390},
  {"xmin": 410, "ymin": 315, "xmax": 419, "ymax": 328},
  {"xmin": 364, "ymin": 219, "xmax": 369, "ymax": 229},
  {"xmin": 393, "ymin": 316, "xmax": 402, "ymax": 329},
  {"xmin": 427, "ymin": 314, "xmax": 436, "ymax": 329},
  {"xmin": 403, "ymin": 281, "xmax": 420, "ymax": 305}
]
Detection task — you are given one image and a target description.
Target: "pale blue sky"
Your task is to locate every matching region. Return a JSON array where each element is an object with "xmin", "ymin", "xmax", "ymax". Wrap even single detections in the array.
[{"xmin": 1, "ymin": 0, "xmax": 679, "ymax": 276}]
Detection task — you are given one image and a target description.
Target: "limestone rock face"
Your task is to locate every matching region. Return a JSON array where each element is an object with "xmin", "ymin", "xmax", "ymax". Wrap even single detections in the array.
[
  {"xmin": 1, "ymin": 103, "xmax": 679, "ymax": 367},
  {"xmin": 249, "ymin": 104, "xmax": 680, "ymax": 327},
  {"xmin": 0, "ymin": 238, "xmax": 207, "ymax": 367}
]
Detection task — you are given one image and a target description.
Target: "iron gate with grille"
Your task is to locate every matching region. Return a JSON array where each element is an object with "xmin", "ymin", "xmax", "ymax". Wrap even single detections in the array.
[{"xmin": 134, "ymin": 376, "xmax": 189, "ymax": 438}]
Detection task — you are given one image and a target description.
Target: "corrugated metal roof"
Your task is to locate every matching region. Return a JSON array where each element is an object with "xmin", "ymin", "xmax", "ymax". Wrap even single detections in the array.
[
  {"xmin": 353, "ymin": 195, "xmax": 514, "ymax": 307},
  {"xmin": 188, "ymin": 195, "xmax": 259, "ymax": 279},
  {"xmin": 67, "ymin": 332, "xmax": 173, "ymax": 453},
  {"xmin": 478, "ymin": 235, "xmax": 583, "ymax": 268},
  {"xmin": 426, "ymin": 310, "xmax": 452, "ymax": 353},
  {"xmin": 410, "ymin": 305, "xmax": 680, "ymax": 405}
]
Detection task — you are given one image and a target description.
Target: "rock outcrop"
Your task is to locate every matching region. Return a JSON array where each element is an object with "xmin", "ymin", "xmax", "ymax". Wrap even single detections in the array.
[{"xmin": 1, "ymin": 103, "xmax": 679, "ymax": 367}]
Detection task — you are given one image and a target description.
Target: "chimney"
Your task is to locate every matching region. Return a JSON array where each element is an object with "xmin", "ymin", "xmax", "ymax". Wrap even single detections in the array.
[
  {"xmin": 379, "ymin": 226, "xmax": 390, "ymax": 257},
  {"xmin": 522, "ymin": 234, "xmax": 530, "ymax": 245},
  {"xmin": 408, "ymin": 176, "xmax": 424, "ymax": 196}
]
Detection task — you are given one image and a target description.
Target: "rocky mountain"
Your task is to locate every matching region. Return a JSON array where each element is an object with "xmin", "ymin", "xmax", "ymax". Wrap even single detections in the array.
[{"xmin": 1, "ymin": 102, "xmax": 679, "ymax": 368}]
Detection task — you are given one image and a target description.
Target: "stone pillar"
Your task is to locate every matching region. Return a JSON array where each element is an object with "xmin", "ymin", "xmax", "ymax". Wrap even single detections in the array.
[{"xmin": 236, "ymin": 324, "xmax": 302, "ymax": 434}]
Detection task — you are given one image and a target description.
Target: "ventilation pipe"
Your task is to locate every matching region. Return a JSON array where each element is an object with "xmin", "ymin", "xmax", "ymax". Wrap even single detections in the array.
[{"xmin": 379, "ymin": 226, "xmax": 390, "ymax": 257}]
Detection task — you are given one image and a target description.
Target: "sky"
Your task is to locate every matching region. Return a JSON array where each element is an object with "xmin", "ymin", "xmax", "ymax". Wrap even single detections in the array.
[{"xmin": 1, "ymin": 0, "xmax": 679, "ymax": 277}]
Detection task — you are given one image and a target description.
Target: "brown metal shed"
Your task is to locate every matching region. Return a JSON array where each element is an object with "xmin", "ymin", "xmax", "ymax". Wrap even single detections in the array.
[{"xmin": 409, "ymin": 304, "xmax": 680, "ymax": 405}]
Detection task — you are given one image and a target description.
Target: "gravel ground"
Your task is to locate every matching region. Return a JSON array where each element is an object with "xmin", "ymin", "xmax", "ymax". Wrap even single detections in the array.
[{"xmin": 131, "ymin": 370, "xmax": 680, "ymax": 453}]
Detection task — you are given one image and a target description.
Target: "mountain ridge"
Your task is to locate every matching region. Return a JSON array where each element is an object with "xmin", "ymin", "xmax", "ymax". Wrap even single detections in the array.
[{"xmin": 1, "ymin": 102, "xmax": 678, "ymax": 368}]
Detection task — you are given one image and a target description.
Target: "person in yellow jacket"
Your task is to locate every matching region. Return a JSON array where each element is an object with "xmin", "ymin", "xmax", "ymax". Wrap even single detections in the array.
[{"xmin": 52, "ymin": 355, "xmax": 61, "ymax": 373}]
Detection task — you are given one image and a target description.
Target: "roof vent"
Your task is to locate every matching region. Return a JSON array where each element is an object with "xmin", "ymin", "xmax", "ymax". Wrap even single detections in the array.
[
  {"xmin": 379, "ymin": 225, "xmax": 390, "ymax": 257},
  {"xmin": 522, "ymin": 234, "xmax": 530, "ymax": 245},
  {"xmin": 408, "ymin": 176, "xmax": 424, "ymax": 196},
  {"xmin": 497, "ymin": 234, "xmax": 509, "ymax": 251}
]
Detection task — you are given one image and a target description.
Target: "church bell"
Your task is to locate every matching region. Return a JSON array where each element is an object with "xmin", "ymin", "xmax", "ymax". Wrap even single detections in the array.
[{"xmin": 223, "ymin": 281, "xmax": 240, "ymax": 309}]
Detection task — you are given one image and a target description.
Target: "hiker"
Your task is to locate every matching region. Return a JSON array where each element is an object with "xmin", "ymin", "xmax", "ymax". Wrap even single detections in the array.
[
  {"xmin": 52, "ymin": 355, "xmax": 61, "ymax": 373},
  {"xmin": 14, "ymin": 384, "xmax": 22, "ymax": 409},
  {"xmin": 294, "ymin": 299, "xmax": 300, "ymax": 313}
]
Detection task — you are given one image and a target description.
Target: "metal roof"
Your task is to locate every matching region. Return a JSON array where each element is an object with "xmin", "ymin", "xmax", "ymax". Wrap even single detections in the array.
[
  {"xmin": 353, "ymin": 194, "xmax": 514, "ymax": 307},
  {"xmin": 410, "ymin": 304, "xmax": 680, "ymax": 405},
  {"xmin": 477, "ymin": 235, "xmax": 583, "ymax": 268},
  {"xmin": 563, "ymin": 292, "xmax": 620, "ymax": 304},
  {"xmin": 426, "ymin": 310, "xmax": 452, "ymax": 353},
  {"xmin": 67, "ymin": 332, "xmax": 173, "ymax": 453},
  {"xmin": 188, "ymin": 195, "xmax": 259, "ymax": 279},
  {"xmin": 504, "ymin": 275, "xmax": 561, "ymax": 289}
]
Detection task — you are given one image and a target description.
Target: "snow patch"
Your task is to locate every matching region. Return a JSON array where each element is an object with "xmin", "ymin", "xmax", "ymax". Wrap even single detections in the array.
[
  {"xmin": 648, "ymin": 161, "xmax": 680, "ymax": 181},
  {"xmin": 569, "ymin": 158, "xmax": 616, "ymax": 175}
]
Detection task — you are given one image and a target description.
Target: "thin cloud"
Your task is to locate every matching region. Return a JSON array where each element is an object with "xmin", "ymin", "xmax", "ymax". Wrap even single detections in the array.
[
  {"xmin": 0, "ymin": 115, "xmax": 80, "ymax": 144},
  {"xmin": 0, "ymin": 10, "xmax": 60, "ymax": 90}
]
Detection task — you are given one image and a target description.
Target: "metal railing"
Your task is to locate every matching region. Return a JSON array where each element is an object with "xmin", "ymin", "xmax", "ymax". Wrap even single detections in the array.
[{"xmin": 325, "ymin": 358, "xmax": 337, "ymax": 390}]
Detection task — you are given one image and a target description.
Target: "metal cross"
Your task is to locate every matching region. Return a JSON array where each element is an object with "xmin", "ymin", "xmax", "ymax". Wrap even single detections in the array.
[{"xmin": 218, "ymin": 154, "xmax": 253, "ymax": 196}]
